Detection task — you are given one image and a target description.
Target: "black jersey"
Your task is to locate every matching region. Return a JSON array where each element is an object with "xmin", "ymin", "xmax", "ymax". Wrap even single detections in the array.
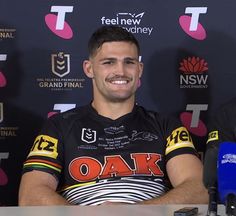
[
  {"xmin": 23, "ymin": 104, "xmax": 197, "ymax": 205},
  {"xmin": 207, "ymin": 97, "xmax": 236, "ymax": 148}
]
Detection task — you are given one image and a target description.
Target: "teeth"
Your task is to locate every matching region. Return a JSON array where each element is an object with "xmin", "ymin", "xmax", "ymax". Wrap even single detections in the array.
[{"xmin": 111, "ymin": 80, "xmax": 127, "ymax": 84}]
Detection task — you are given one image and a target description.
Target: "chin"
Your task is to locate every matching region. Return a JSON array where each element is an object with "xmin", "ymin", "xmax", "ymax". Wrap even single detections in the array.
[{"xmin": 108, "ymin": 95, "xmax": 133, "ymax": 103}]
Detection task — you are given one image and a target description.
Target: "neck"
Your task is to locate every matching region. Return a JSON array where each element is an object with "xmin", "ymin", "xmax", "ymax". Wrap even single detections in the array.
[{"xmin": 91, "ymin": 98, "xmax": 135, "ymax": 120}]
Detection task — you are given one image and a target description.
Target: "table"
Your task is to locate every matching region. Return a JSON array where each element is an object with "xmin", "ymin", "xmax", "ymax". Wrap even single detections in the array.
[{"xmin": 0, "ymin": 204, "xmax": 227, "ymax": 216}]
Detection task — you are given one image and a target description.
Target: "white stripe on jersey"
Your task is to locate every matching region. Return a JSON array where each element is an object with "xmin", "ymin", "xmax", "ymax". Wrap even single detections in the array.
[{"xmin": 60, "ymin": 177, "xmax": 167, "ymax": 205}]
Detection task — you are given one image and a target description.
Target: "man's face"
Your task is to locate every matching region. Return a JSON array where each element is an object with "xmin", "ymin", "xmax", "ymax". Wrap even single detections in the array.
[{"xmin": 84, "ymin": 41, "xmax": 143, "ymax": 103}]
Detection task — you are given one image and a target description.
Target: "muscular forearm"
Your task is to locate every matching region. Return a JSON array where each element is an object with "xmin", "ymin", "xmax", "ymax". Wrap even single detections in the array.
[
  {"xmin": 140, "ymin": 179, "xmax": 208, "ymax": 204},
  {"xmin": 19, "ymin": 185, "xmax": 70, "ymax": 206}
]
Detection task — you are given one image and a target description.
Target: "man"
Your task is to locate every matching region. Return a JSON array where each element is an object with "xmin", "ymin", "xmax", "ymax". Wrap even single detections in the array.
[
  {"xmin": 203, "ymin": 97, "xmax": 236, "ymax": 214},
  {"xmin": 206, "ymin": 97, "xmax": 236, "ymax": 147},
  {"xmin": 18, "ymin": 25, "xmax": 208, "ymax": 205}
]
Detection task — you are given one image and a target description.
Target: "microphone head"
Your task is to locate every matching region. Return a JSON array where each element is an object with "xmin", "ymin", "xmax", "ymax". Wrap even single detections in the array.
[
  {"xmin": 203, "ymin": 146, "xmax": 218, "ymax": 189},
  {"xmin": 218, "ymin": 142, "xmax": 236, "ymax": 203}
]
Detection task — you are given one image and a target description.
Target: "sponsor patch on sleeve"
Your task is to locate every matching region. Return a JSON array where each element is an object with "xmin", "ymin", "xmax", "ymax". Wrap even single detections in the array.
[
  {"xmin": 28, "ymin": 135, "xmax": 58, "ymax": 159},
  {"xmin": 206, "ymin": 131, "xmax": 219, "ymax": 144},
  {"xmin": 165, "ymin": 127, "xmax": 195, "ymax": 155}
]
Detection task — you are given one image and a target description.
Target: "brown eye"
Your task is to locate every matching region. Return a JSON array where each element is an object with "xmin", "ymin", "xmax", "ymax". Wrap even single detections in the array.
[
  {"xmin": 103, "ymin": 60, "xmax": 114, "ymax": 65},
  {"xmin": 126, "ymin": 60, "xmax": 135, "ymax": 64}
]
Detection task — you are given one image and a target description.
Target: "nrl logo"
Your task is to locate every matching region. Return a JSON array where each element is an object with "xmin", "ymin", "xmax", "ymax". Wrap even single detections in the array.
[
  {"xmin": 51, "ymin": 52, "xmax": 70, "ymax": 78},
  {"xmin": 81, "ymin": 128, "xmax": 96, "ymax": 144}
]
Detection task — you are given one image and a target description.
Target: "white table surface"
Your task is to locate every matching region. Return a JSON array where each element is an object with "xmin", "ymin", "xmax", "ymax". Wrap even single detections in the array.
[{"xmin": 0, "ymin": 204, "xmax": 227, "ymax": 216}]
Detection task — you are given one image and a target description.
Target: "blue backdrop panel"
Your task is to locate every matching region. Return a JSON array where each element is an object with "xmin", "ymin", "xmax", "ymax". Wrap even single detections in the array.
[{"xmin": 0, "ymin": 0, "xmax": 236, "ymax": 206}]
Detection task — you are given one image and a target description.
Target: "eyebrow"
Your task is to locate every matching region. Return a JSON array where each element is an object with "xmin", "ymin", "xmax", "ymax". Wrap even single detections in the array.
[{"xmin": 99, "ymin": 57, "xmax": 139, "ymax": 62}]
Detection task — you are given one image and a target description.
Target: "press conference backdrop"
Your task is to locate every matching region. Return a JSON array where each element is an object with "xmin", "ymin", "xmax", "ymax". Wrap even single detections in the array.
[{"xmin": 0, "ymin": 0, "xmax": 236, "ymax": 206}]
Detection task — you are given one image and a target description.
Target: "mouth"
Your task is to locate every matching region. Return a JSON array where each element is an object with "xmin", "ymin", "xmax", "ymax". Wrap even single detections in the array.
[
  {"xmin": 106, "ymin": 76, "xmax": 132, "ymax": 85},
  {"xmin": 111, "ymin": 80, "xmax": 128, "ymax": 85}
]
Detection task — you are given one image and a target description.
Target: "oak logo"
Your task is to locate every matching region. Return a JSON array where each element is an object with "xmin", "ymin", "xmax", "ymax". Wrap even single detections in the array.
[
  {"xmin": 51, "ymin": 52, "xmax": 70, "ymax": 78},
  {"xmin": 81, "ymin": 128, "xmax": 96, "ymax": 144},
  {"xmin": 179, "ymin": 56, "xmax": 208, "ymax": 89},
  {"xmin": 69, "ymin": 153, "xmax": 163, "ymax": 182},
  {"xmin": 28, "ymin": 135, "xmax": 58, "ymax": 159},
  {"xmin": 166, "ymin": 127, "xmax": 194, "ymax": 154}
]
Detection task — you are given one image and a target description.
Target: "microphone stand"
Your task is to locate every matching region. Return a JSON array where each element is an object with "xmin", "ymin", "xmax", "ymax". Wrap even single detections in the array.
[
  {"xmin": 226, "ymin": 193, "xmax": 236, "ymax": 216},
  {"xmin": 207, "ymin": 186, "xmax": 218, "ymax": 216}
]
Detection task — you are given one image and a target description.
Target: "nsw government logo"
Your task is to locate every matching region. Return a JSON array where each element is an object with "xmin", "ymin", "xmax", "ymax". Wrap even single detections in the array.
[
  {"xmin": 101, "ymin": 12, "xmax": 153, "ymax": 35},
  {"xmin": 179, "ymin": 56, "xmax": 208, "ymax": 89}
]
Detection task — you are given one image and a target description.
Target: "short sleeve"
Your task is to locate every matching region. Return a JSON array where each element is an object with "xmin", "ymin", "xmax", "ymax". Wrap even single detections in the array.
[
  {"xmin": 22, "ymin": 117, "xmax": 64, "ymax": 181},
  {"xmin": 162, "ymin": 115, "xmax": 198, "ymax": 162},
  {"xmin": 206, "ymin": 100, "xmax": 236, "ymax": 148}
]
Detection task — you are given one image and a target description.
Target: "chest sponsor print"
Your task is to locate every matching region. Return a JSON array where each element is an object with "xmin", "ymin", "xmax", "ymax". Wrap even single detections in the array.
[{"xmin": 69, "ymin": 153, "xmax": 164, "ymax": 182}]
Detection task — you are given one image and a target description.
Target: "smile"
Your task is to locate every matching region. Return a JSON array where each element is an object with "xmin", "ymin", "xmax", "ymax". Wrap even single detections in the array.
[{"xmin": 111, "ymin": 80, "xmax": 128, "ymax": 84}]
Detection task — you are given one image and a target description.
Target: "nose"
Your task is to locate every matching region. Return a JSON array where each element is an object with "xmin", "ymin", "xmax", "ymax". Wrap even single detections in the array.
[{"xmin": 114, "ymin": 61, "xmax": 126, "ymax": 76}]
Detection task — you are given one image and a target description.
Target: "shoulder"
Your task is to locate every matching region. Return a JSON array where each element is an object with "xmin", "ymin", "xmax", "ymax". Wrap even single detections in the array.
[
  {"xmin": 47, "ymin": 104, "xmax": 91, "ymax": 127},
  {"xmin": 212, "ymin": 97, "xmax": 236, "ymax": 123},
  {"xmin": 219, "ymin": 97, "xmax": 236, "ymax": 114},
  {"xmin": 135, "ymin": 105, "xmax": 182, "ymax": 131}
]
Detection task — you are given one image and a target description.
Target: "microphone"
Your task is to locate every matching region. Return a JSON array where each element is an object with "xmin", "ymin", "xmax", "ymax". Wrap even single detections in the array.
[
  {"xmin": 203, "ymin": 146, "xmax": 218, "ymax": 216},
  {"xmin": 218, "ymin": 142, "xmax": 236, "ymax": 216}
]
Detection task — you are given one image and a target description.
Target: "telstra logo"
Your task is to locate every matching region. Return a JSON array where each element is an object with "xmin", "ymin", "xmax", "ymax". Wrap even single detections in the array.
[
  {"xmin": 45, "ymin": 6, "xmax": 74, "ymax": 39},
  {"xmin": 0, "ymin": 152, "xmax": 9, "ymax": 186},
  {"xmin": 180, "ymin": 104, "xmax": 208, "ymax": 137},
  {"xmin": 0, "ymin": 54, "xmax": 7, "ymax": 87},
  {"xmin": 47, "ymin": 104, "xmax": 76, "ymax": 118},
  {"xmin": 179, "ymin": 7, "xmax": 207, "ymax": 40}
]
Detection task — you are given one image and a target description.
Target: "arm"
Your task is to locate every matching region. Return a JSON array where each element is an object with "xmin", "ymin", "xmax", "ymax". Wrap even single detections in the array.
[
  {"xmin": 141, "ymin": 154, "xmax": 209, "ymax": 204},
  {"xmin": 18, "ymin": 170, "xmax": 70, "ymax": 206}
]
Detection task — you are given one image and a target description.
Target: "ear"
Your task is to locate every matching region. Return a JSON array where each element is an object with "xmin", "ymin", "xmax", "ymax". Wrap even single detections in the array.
[
  {"xmin": 83, "ymin": 60, "xmax": 94, "ymax": 78},
  {"xmin": 138, "ymin": 62, "xmax": 144, "ymax": 78}
]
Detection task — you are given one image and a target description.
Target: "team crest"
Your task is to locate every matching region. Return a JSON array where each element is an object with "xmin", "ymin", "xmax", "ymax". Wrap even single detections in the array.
[
  {"xmin": 81, "ymin": 128, "xmax": 96, "ymax": 144},
  {"xmin": 51, "ymin": 52, "xmax": 70, "ymax": 78}
]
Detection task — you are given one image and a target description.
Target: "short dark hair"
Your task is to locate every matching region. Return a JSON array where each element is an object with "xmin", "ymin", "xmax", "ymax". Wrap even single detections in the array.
[{"xmin": 88, "ymin": 25, "xmax": 140, "ymax": 57}]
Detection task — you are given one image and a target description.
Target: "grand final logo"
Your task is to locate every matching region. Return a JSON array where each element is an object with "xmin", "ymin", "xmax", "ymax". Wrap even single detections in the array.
[
  {"xmin": 179, "ymin": 56, "xmax": 208, "ymax": 89},
  {"xmin": 51, "ymin": 52, "xmax": 70, "ymax": 78},
  {"xmin": 0, "ymin": 28, "xmax": 16, "ymax": 40},
  {"xmin": 101, "ymin": 12, "xmax": 153, "ymax": 35},
  {"xmin": 0, "ymin": 103, "xmax": 18, "ymax": 139},
  {"xmin": 37, "ymin": 52, "xmax": 85, "ymax": 91}
]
